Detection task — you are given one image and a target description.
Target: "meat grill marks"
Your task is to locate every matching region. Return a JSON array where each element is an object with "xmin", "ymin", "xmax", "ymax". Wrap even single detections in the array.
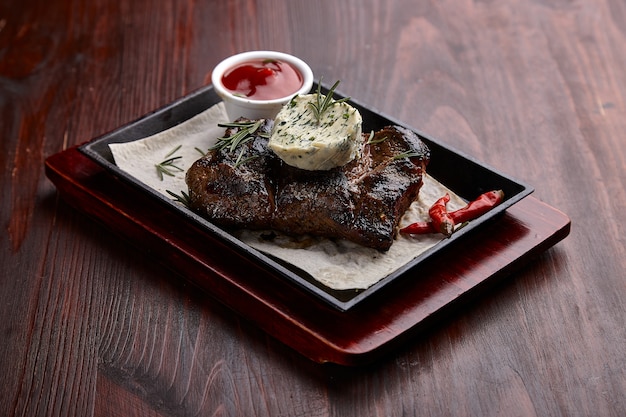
[{"xmin": 185, "ymin": 121, "xmax": 430, "ymax": 251}]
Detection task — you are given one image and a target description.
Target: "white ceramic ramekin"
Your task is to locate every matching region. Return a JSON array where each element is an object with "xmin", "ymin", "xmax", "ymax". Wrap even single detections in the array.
[{"xmin": 211, "ymin": 50, "xmax": 314, "ymax": 121}]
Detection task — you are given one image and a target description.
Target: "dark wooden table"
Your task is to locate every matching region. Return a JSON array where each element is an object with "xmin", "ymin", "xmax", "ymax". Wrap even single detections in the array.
[{"xmin": 2, "ymin": 0, "xmax": 625, "ymax": 415}]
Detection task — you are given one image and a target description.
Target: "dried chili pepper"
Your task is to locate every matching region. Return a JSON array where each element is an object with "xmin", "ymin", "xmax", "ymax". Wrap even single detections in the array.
[
  {"xmin": 399, "ymin": 221, "xmax": 435, "ymax": 235},
  {"xmin": 400, "ymin": 190, "xmax": 505, "ymax": 237},
  {"xmin": 429, "ymin": 193, "xmax": 454, "ymax": 237},
  {"xmin": 449, "ymin": 190, "xmax": 504, "ymax": 223}
]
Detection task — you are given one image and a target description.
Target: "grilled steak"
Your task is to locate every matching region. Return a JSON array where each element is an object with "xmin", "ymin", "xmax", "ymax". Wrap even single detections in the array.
[{"xmin": 185, "ymin": 120, "xmax": 430, "ymax": 250}]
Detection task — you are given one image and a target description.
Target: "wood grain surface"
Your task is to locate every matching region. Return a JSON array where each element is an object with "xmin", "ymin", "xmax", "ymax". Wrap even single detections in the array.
[{"xmin": 1, "ymin": 0, "xmax": 625, "ymax": 416}]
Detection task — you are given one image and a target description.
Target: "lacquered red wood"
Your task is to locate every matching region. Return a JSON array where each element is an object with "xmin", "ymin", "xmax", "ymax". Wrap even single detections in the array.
[{"xmin": 45, "ymin": 147, "xmax": 570, "ymax": 365}]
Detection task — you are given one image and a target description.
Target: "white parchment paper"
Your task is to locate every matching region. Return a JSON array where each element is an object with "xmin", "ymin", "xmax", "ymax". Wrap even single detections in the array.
[{"xmin": 109, "ymin": 102, "xmax": 465, "ymax": 290}]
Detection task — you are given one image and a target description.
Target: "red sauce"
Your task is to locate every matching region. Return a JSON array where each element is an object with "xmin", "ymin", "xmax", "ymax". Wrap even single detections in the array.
[{"xmin": 221, "ymin": 59, "xmax": 303, "ymax": 100}]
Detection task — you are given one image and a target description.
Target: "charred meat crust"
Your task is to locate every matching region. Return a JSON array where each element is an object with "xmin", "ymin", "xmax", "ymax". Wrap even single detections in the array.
[{"xmin": 185, "ymin": 121, "xmax": 430, "ymax": 251}]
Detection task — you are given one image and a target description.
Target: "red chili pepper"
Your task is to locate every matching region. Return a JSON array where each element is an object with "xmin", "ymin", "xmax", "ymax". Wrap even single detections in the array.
[
  {"xmin": 450, "ymin": 190, "xmax": 504, "ymax": 223},
  {"xmin": 400, "ymin": 190, "xmax": 505, "ymax": 237},
  {"xmin": 429, "ymin": 193, "xmax": 454, "ymax": 237},
  {"xmin": 399, "ymin": 221, "xmax": 435, "ymax": 235}
]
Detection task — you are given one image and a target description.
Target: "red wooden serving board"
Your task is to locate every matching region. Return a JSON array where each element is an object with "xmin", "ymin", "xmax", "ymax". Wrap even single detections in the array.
[{"xmin": 45, "ymin": 146, "xmax": 570, "ymax": 366}]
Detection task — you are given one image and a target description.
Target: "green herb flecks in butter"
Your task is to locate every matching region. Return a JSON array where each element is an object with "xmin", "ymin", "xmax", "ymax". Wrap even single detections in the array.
[{"xmin": 268, "ymin": 93, "xmax": 362, "ymax": 170}]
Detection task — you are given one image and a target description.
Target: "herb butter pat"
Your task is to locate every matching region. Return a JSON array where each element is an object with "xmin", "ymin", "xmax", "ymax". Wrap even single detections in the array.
[{"xmin": 268, "ymin": 93, "xmax": 362, "ymax": 170}]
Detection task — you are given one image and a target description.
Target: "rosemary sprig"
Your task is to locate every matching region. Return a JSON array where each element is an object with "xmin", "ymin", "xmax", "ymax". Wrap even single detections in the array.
[
  {"xmin": 308, "ymin": 79, "xmax": 350, "ymax": 124},
  {"xmin": 155, "ymin": 145, "xmax": 184, "ymax": 180},
  {"xmin": 212, "ymin": 120, "xmax": 265, "ymax": 152},
  {"xmin": 233, "ymin": 149, "xmax": 260, "ymax": 169},
  {"xmin": 166, "ymin": 189, "xmax": 191, "ymax": 208},
  {"xmin": 367, "ymin": 131, "xmax": 388, "ymax": 145},
  {"xmin": 393, "ymin": 150, "xmax": 423, "ymax": 160}
]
